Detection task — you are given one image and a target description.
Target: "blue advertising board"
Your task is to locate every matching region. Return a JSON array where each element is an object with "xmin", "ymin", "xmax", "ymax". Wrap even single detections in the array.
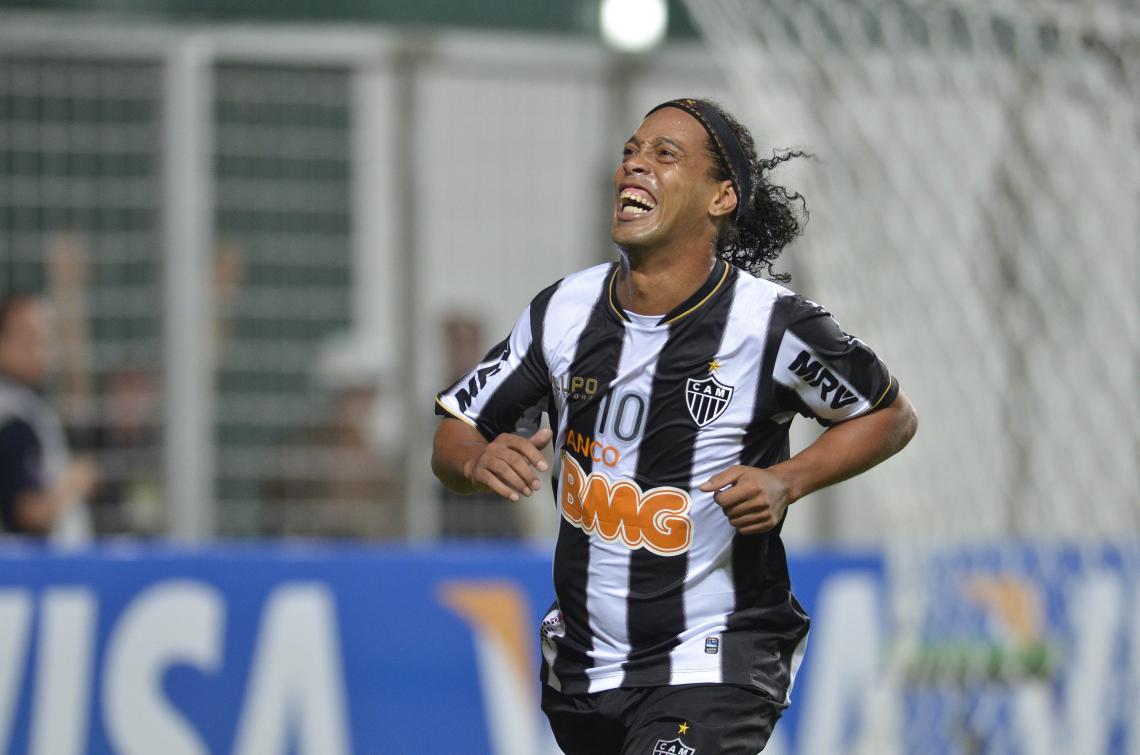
[{"xmin": 0, "ymin": 542, "xmax": 1134, "ymax": 754}]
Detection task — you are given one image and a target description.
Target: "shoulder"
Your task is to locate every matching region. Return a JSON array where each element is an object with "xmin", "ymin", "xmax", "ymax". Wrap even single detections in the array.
[
  {"xmin": 0, "ymin": 382, "xmax": 44, "ymax": 428},
  {"xmin": 732, "ymin": 273, "xmax": 832, "ymax": 322},
  {"xmin": 727, "ymin": 270, "xmax": 801, "ymax": 320},
  {"xmin": 533, "ymin": 262, "xmax": 614, "ymax": 313},
  {"xmin": 553, "ymin": 262, "xmax": 614, "ymax": 295},
  {"xmin": 731, "ymin": 270, "xmax": 790, "ymax": 298}
]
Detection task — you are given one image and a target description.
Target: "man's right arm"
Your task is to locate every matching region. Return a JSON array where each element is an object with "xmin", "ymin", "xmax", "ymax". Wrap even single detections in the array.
[
  {"xmin": 431, "ymin": 418, "xmax": 552, "ymax": 502},
  {"xmin": 10, "ymin": 460, "xmax": 97, "ymax": 535},
  {"xmin": 433, "ymin": 285, "xmax": 562, "ymax": 502}
]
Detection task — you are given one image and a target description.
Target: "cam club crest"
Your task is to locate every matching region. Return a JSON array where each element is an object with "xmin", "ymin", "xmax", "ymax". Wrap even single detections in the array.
[
  {"xmin": 653, "ymin": 738, "xmax": 696, "ymax": 755},
  {"xmin": 685, "ymin": 372, "xmax": 734, "ymax": 427}
]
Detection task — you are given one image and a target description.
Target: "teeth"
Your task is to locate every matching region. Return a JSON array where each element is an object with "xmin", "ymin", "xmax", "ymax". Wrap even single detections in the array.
[
  {"xmin": 619, "ymin": 188, "xmax": 656, "ymax": 210},
  {"xmin": 625, "ymin": 206, "xmax": 647, "ymax": 215}
]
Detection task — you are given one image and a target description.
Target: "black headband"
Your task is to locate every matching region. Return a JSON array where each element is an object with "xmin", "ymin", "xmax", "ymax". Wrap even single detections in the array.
[{"xmin": 646, "ymin": 98, "xmax": 753, "ymax": 224}]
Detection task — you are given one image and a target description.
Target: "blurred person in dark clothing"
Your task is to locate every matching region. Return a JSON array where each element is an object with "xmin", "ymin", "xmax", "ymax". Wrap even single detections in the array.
[
  {"xmin": 0, "ymin": 294, "xmax": 96, "ymax": 540},
  {"xmin": 85, "ymin": 367, "xmax": 162, "ymax": 535}
]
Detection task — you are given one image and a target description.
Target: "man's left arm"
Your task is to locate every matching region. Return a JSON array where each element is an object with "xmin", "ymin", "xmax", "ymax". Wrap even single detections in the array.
[
  {"xmin": 700, "ymin": 390, "xmax": 917, "ymax": 534},
  {"xmin": 701, "ymin": 295, "xmax": 917, "ymax": 534}
]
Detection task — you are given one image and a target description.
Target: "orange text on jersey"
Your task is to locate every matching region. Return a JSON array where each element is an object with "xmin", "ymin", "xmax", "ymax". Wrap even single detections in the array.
[
  {"xmin": 563, "ymin": 429, "xmax": 620, "ymax": 468},
  {"xmin": 559, "ymin": 452, "xmax": 691, "ymax": 556}
]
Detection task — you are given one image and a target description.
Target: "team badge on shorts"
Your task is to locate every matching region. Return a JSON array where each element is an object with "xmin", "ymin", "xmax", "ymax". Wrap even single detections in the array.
[
  {"xmin": 685, "ymin": 374, "xmax": 734, "ymax": 427},
  {"xmin": 653, "ymin": 738, "xmax": 696, "ymax": 755}
]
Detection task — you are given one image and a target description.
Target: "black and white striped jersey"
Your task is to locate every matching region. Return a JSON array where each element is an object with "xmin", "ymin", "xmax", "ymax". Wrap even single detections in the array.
[{"xmin": 435, "ymin": 260, "xmax": 898, "ymax": 702}]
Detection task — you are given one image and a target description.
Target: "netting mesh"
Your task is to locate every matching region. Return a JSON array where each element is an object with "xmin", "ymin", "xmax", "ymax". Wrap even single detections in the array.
[
  {"xmin": 682, "ymin": 1, "xmax": 1140, "ymax": 751},
  {"xmin": 683, "ymin": 0, "xmax": 1139, "ymax": 538},
  {"xmin": 0, "ymin": 54, "xmax": 165, "ymax": 535},
  {"xmin": 212, "ymin": 62, "xmax": 406, "ymax": 539},
  {"xmin": 0, "ymin": 52, "xmax": 406, "ymax": 539}
]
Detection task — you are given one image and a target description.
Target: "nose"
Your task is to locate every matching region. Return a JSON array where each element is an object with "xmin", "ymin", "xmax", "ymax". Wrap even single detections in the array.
[{"xmin": 622, "ymin": 151, "xmax": 649, "ymax": 176}]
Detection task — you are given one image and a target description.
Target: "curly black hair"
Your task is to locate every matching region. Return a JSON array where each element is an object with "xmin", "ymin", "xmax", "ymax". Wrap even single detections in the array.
[{"xmin": 696, "ymin": 100, "xmax": 809, "ymax": 282}]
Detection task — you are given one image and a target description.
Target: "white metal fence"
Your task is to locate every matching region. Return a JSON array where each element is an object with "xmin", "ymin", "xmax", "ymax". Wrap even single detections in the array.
[
  {"xmin": 2, "ymin": 7, "xmax": 1135, "ymax": 548},
  {"xmin": 0, "ymin": 15, "xmax": 742, "ymax": 540}
]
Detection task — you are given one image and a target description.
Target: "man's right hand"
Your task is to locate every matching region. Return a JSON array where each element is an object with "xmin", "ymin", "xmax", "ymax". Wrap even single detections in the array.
[
  {"xmin": 64, "ymin": 456, "xmax": 100, "ymax": 500},
  {"xmin": 464, "ymin": 428, "xmax": 553, "ymax": 502}
]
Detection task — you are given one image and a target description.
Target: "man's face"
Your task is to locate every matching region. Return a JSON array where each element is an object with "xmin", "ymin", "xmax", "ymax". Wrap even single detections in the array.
[
  {"xmin": 0, "ymin": 300, "xmax": 54, "ymax": 387},
  {"xmin": 611, "ymin": 107, "xmax": 729, "ymax": 251}
]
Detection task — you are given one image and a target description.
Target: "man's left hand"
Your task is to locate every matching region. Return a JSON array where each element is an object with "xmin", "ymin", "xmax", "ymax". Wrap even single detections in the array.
[{"xmin": 699, "ymin": 465, "xmax": 793, "ymax": 535}]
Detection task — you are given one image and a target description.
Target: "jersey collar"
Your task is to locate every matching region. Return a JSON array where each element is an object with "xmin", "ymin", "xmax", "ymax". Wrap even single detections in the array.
[{"xmin": 607, "ymin": 259, "xmax": 733, "ymax": 326}]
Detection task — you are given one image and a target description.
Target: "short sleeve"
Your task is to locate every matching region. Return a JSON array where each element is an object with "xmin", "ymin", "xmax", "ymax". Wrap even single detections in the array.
[
  {"xmin": 435, "ymin": 284, "xmax": 558, "ymax": 440},
  {"xmin": 769, "ymin": 295, "xmax": 898, "ymax": 426},
  {"xmin": 0, "ymin": 418, "xmax": 46, "ymax": 531}
]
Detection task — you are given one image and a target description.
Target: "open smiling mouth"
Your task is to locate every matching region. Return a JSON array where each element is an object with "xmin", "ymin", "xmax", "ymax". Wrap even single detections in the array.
[{"xmin": 619, "ymin": 187, "xmax": 657, "ymax": 218}]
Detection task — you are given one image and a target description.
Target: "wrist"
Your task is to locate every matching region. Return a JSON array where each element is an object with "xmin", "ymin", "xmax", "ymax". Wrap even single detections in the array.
[
  {"xmin": 766, "ymin": 462, "xmax": 805, "ymax": 505},
  {"xmin": 461, "ymin": 455, "xmax": 479, "ymax": 484}
]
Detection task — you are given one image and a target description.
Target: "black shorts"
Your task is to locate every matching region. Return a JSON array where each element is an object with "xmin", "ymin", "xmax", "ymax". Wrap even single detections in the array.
[{"xmin": 541, "ymin": 683, "xmax": 784, "ymax": 755}]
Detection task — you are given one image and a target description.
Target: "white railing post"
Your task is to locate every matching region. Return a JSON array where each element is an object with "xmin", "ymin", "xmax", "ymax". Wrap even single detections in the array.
[{"xmin": 161, "ymin": 35, "xmax": 215, "ymax": 541}]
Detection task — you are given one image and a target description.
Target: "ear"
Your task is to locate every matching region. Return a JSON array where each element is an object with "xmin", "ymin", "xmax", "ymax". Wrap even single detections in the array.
[{"xmin": 708, "ymin": 180, "xmax": 737, "ymax": 220}]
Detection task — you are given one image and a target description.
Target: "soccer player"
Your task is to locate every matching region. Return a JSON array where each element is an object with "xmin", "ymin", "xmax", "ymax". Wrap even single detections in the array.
[{"xmin": 431, "ymin": 99, "xmax": 917, "ymax": 754}]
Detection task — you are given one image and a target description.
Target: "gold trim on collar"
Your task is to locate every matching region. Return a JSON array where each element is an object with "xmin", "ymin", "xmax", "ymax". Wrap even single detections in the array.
[
  {"xmin": 607, "ymin": 265, "xmax": 630, "ymax": 322},
  {"xmin": 662, "ymin": 261, "xmax": 731, "ymax": 325},
  {"xmin": 609, "ymin": 261, "xmax": 731, "ymax": 326}
]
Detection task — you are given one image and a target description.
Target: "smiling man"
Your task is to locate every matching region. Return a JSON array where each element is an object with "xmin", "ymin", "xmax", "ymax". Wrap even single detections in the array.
[{"xmin": 432, "ymin": 99, "xmax": 917, "ymax": 754}]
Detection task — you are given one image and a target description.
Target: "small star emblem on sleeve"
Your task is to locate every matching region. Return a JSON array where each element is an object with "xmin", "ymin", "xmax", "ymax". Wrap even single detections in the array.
[
  {"xmin": 707, "ymin": 359, "xmax": 721, "ymax": 373},
  {"xmin": 678, "ymin": 722, "xmax": 690, "ymax": 735}
]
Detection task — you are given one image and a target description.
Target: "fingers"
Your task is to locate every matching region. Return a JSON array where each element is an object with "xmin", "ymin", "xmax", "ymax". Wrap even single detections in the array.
[
  {"xmin": 497, "ymin": 436, "xmax": 548, "ymax": 486},
  {"xmin": 711, "ymin": 482, "xmax": 755, "ymax": 508},
  {"xmin": 529, "ymin": 428, "xmax": 554, "ymax": 452},
  {"xmin": 700, "ymin": 465, "xmax": 787, "ymax": 535},
  {"xmin": 703, "ymin": 467, "xmax": 757, "ymax": 508},
  {"xmin": 698, "ymin": 465, "xmax": 746, "ymax": 493},
  {"xmin": 470, "ymin": 432, "xmax": 551, "ymax": 502},
  {"xmin": 477, "ymin": 456, "xmax": 537, "ymax": 501},
  {"xmin": 484, "ymin": 456, "xmax": 534, "ymax": 501},
  {"xmin": 723, "ymin": 506, "xmax": 779, "ymax": 534},
  {"xmin": 471, "ymin": 465, "xmax": 525, "ymax": 502},
  {"xmin": 503, "ymin": 433, "xmax": 549, "ymax": 472}
]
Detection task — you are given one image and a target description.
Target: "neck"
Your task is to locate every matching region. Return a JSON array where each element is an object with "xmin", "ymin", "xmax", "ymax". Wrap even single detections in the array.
[{"xmin": 615, "ymin": 241, "xmax": 717, "ymax": 317}]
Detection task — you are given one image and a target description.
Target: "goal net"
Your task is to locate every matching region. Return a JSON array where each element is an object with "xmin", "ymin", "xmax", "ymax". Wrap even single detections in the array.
[{"xmin": 681, "ymin": 1, "xmax": 1140, "ymax": 752}]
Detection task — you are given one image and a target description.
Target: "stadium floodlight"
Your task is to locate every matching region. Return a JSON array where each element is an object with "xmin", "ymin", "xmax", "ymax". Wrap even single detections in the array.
[{"xmin": 600, "ymin": 0, "xmax": 668, "ymax": 54}]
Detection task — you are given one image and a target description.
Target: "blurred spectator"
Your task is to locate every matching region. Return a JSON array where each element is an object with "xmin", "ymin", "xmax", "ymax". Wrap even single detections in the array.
[
  {"xmin": 45, "ymin": 232, "xmax": 96, "ymax": 431},
  {"xmin": 0, "ymin": 294, "xmax": 96, "ymax": 541},
  {"xmin": 442, "ymin": 312, "xmax": 488, "ymax": 384},
  {"xmin": 261, "ymin": 337, "xmax": 405, "ymax": 539},
  {"xmin": 439, "ymin": 313, "xmax": 523, "ymax": 539},
  {"xmin": 44, "ymin": 231, "xmax": 244, "ymax": 535},
  {"xmin": 209, "ymin": 239, "xmax": 244, "ymax": 378},
  {"xmin": 86, "ymin": 368, "xmax": 162, "ymax": 535}
]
